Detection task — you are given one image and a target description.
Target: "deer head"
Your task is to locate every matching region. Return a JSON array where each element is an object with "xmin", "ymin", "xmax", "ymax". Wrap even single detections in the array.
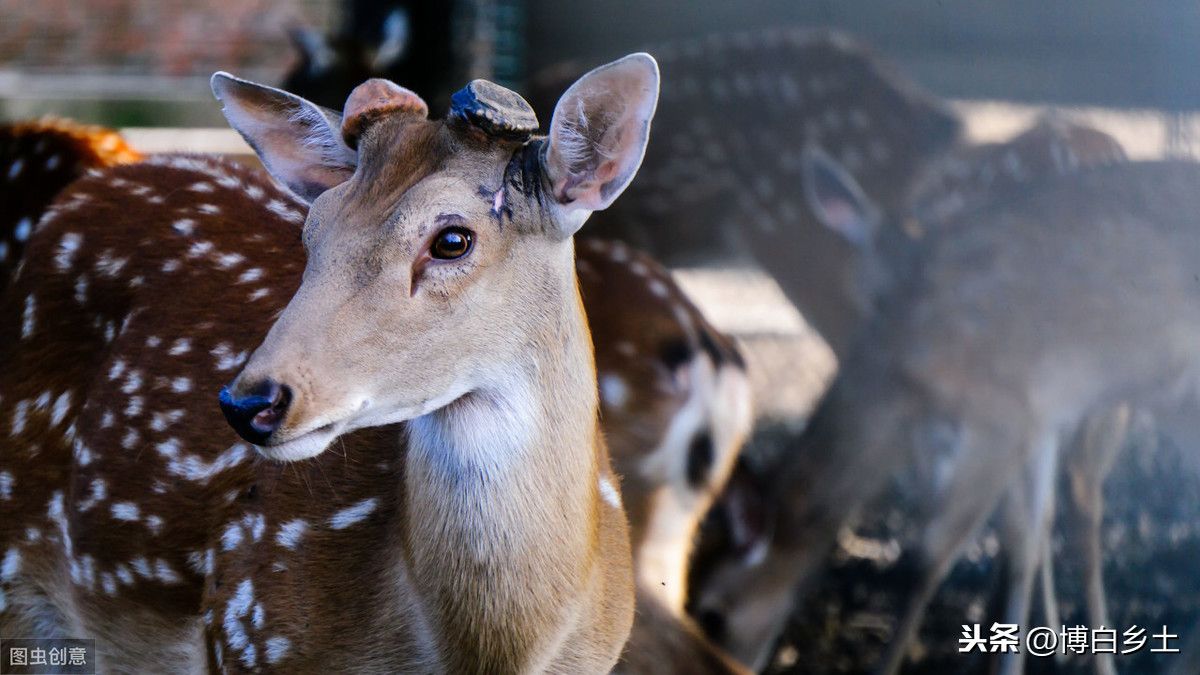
[{"xmin": 212, "ymin": 54, "xmax": 659, "ymax": 460}]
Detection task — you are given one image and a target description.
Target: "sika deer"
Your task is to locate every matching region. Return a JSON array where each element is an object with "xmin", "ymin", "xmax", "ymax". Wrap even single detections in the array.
[
  {"xmin": 0, "ymin": 54, "xmax": 659, "ymax": 672},
  {"xmin": 0, "ymin": 119, "xmax": 752, "ymax": 673},
  {"xmin": 691, "ymin": 118, "xmax": 1133, "ymax": 670}
]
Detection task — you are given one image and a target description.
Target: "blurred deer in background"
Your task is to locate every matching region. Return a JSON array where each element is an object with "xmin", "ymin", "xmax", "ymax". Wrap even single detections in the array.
[
  {"xmin": 0, "ymin": 120, "xmax": 141, "ymax": 295},
  {"xmin": 0, "ymin": 55, "xmax": 662, "ymax": 671},
  {"xmin": 691, "ymin": 117, "xmax": 1137, "ymax": 667},
  {"xmin": 807, "ymin": 156, "xmax": 1200, "ymax": 675},
  {"xmin": 283, "ymin": 3, "xmax": 456, "ymax": 109},
  {"xmin": 528, "ymin": 28, "xmax": 962, "ymax": 276},
  {"xmin": 578, "ymin": 239, "xmax": 753, "ymax": 674}
]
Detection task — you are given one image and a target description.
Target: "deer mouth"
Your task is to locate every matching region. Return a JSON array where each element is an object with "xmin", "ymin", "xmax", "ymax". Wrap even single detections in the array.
[{"xmin": 254, "ymin": 421, "xmax": 345, "ymax": 462}]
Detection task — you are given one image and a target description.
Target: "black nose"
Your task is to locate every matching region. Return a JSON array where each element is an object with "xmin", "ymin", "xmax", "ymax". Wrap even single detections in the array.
[{"xmin": 219, "ymin": 379, "xmax": 292, "ymax": 445}]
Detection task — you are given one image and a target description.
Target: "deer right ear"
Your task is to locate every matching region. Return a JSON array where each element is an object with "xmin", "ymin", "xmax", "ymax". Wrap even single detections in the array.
[
  {"xmin": 211, "ymin": 72, "xmax": 357, "ymax": 203},
  {"xmin": 801, "ymin": 145, "xmax": 881, "ymax": 247}
]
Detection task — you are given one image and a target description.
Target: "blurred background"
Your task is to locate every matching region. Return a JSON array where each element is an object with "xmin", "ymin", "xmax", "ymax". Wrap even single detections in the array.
[
  {"xmin": 5, "ymin": 2, "xmax": 1200, "ymax": 673},
  {"xmin": 3, "ymin": 1, "xmax": 1200, "ymax": 156}
]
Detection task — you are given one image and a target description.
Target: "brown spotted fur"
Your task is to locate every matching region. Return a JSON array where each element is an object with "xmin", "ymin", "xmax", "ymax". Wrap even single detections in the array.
[{"xmin": 0, "ymin": 119, "xmax": 141, "ymax": 296}]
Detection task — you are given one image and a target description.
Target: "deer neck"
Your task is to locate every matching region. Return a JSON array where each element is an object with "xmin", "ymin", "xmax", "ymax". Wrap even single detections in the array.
[{"xmin": 401, "ymin": 268, "xmax": 604, "ymax": 670}]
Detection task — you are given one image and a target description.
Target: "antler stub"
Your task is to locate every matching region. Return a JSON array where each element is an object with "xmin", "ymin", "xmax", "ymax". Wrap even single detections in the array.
[
  {"xmin": 450, "ymin": 79, "xmax": 539, "ymax": 142},
  {"xmin": 342, "ymin": 79, "xmax": 428, "ymax": 147}
]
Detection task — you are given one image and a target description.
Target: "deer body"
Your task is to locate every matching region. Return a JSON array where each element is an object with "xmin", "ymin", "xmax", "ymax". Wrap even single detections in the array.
[
  {"xmin": 2, "ymin": 55, "xmax": 661, "ymax": 673},
  {"xmin": 690, "ymin": 118, "xmax": 1137, "ymax": 669},
  {"xmin": 725, "ymin": 158, "xmax": 1200, "ymax": 672}
]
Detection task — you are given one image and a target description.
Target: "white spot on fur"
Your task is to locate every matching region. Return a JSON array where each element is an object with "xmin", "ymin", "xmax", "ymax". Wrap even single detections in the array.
[
  {"xmin": 599, "ymin": 476, "xmax": 622, "ymax": 509},
  {"xmin": 237, "ymin": 268, "xmax": 263, "ymax": 284},
  {"xmin": 599, "ymin": 374, "xmax": 629, "ymax": 409},
  {"xmin": 211, "ymin": 343, "xmax": 249, "ymax": 371},
  {"xmin": 11, "ymin": 399, "xmax": 30, "ymax": 436},
  {"xmin": 216, "ymin": 252, "xmax": 244, "ymax": 269},
  {"xmin": 188, "ymin": 241, "xmax": 214, "ymax": 258},
  {"xmin": 171, "ymin": 378, "xmax": 192, "ymax": 393},
  {"xmin": 150, "ymin": 409, "xmax": 186, "ymax": 432},
  {"xmin": 48, "ymin": 491, "xmax": 73, "ymax": 560},
  {"xmin": 169, "ymin": 338, "xmax": 192, "ymax": 356},
  {"xmin": 222, "ymin": 522, "xmax": 244, "ymax": 551},
  {"xmin": 275, "ymin": 519, "xmax": 308, "ymax": 549},
  {"xmin": 240, "ymin": 644, "xmax": 258, "ymax": 669},
  {"xmin": 95, "ymin": 250, "xmax": 128, "ymax": 277},
  {"xmin": 55, "ymin": 233, "xmax": 82, "ymax": 271},
  {"xmin": 131, "ymin": 557, "xmax": 152, "ymax": 579},
  {"xmin": 1, "ymin": 547, "xmax": 20, "ymax": 580},
  {"xmin": 155, "ymin": 559, "xmax": 180, "ymax": 584},
  {"xmin": 266, "ymin": 199, "xmax": 304, "ymax": 224},
  {"xmin": 224, "ymin": 579, "xmax": 255, "ymax": 651},
  {"xmin": 252, "ymin": 603, "xmax": 265, "ymax": 629},
  {"xmin": 21, "ymin": 295, "xmax": 35, "ymax": 339},
  {"xmin": 115, "ymin": 564, "xmax": 134, "ymax": 585},
  {"xmin": 77, "ymin": 479, "xmax": 107, "ymax": 512},
  {"xmin": 101, "ymin": 572, "xmax": 117, "ymax": 595},
  {"xmin": 145, "ymin": 514, "xmax": 164, "ymax": 536},
  {"xmin": 122, "ymin": 370, "xmax": 143, "ymax": 394},
  {"xmin": 329, "ymin": 498, "xmax": 379, "ymax": 530},
  {"xmin": 165, "ymin": 443, "xmax": 248, "ymax": 484},
  {"xmin": 111, "ymin": 502, "xmax": 140, "ymax": 521},
  {"xmin": 14, "ymin": 216, "xmax": 31, "ymax": 241},
  {"xmin": 74, "ymin": 275, "xmax": 88, "ymax": 304},
  {"xmin": 162, "ymin": 259, "xmax": 181, "ymax": 273},
  {"xmin": 50, "ymin": 392, "xmax": 72, "ymax": 427},
  {"xmin": 74, "ymin": 439, "xmax": 92, "ymax": 466},
  {"xmin": 249, "ymin": 288, "xmax": 271, "ymax": 301},
  {"xmin": 0, "ymin": 471, "xmax": 12, "ymax": 500},
  {"xmin": 264, "ymin": 636, "xmax": 291, "ymax": 664}
]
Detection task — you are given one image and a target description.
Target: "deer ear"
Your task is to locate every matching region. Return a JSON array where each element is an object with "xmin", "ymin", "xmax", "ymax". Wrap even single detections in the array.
[
  {"xmin": 541, "ymin": 53, "xmax": 659, "ymax": 235},
  {"xmin": 801, "ymin": 145, "xmax": 881, "ymax": 247},
  {"xmin": 211, "ymin": 72, "xmax": 357, "ymax": 204}
]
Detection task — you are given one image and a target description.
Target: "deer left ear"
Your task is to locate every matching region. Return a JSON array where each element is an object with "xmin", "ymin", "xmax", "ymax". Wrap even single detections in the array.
[{"xmin": 541, "ymin": 53, "xmax": 659, "ymax": 235}]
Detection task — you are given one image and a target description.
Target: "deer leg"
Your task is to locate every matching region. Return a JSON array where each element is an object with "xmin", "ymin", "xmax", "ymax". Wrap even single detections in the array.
[
  {"xmin": 997, "ymin": 434, "xmax": 1060, "ymax": 675},
  {"xmin": 875, "ymin": 423, "xmax": 1035, "ymax": 675},
  {"xmin": 1039, "ymin": 540, "xmax": 1063, "ymax": 657},
  {"xmin": 1067, "ymin": 405, "xmax": 1129, "ymax": 675}
]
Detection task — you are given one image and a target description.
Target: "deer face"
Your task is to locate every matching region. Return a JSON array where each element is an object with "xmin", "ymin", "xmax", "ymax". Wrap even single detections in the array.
[{"xmin": 212, "ymin": 56, "xmax": 659, "ymax": 460}]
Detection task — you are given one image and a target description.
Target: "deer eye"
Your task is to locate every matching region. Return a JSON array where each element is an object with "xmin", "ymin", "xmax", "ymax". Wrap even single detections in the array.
[{"xmin": 430, "ymin": 227, "xmax": 474, "ymax": 260}]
